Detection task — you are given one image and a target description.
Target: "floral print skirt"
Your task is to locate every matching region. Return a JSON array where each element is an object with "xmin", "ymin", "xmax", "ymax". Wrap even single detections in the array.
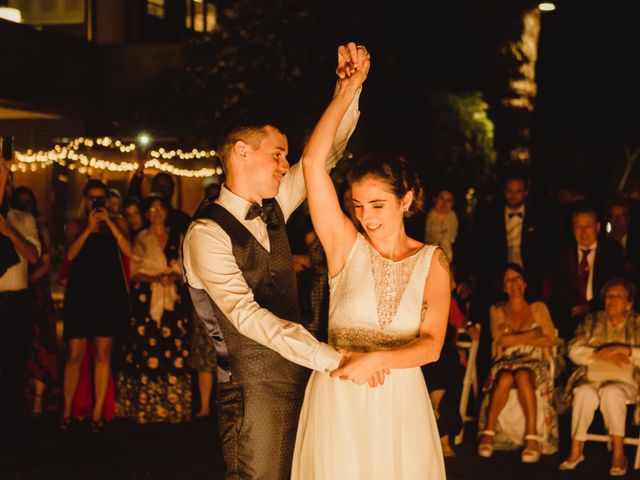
[
  {"xmin": 478, "ymin": 356, "xmax": 558, "ymax": 454},
  {"xmin": 116, "ymin": 372, "xmax": 192, "ymax": 423}
]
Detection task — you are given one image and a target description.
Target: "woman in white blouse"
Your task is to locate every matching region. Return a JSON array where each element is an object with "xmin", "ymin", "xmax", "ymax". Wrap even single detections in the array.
[
  {"xmin": 560, "ymin": 278, "xmax": 640, "ymax": 476},
  {"xmin": 424, "ymin": 188, "xmax": 457, "ymax": 262}
]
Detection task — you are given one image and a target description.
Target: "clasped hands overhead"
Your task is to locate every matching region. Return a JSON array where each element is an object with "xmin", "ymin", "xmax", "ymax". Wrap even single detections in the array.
[{"xmin": 336, "ymin": 41, "xmax": 371, "ymax": 85}]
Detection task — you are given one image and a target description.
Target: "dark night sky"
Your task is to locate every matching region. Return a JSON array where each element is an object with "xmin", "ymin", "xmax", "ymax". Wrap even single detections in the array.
[
  {"xmin": 533, "ymin": 1, "xmax": 640, "ymax": 197},
  {"xmin": 288, "ymin": 1, "xmax": 640, "ymax": 196}
]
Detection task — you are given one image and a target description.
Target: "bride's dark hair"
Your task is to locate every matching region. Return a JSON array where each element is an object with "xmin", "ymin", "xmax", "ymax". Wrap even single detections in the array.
[{"xmin": 347, "ymin": 153, "xmax": 424, "ymax": 217}]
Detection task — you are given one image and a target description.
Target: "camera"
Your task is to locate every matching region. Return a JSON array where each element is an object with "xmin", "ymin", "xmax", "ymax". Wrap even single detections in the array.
[
  {"xmin": 2, "ymin": 136, "xmax": 14, "ymax": 160},
  {"xmin": 92, "ymin": 196, "xmax": 106, "ymax": 210}
]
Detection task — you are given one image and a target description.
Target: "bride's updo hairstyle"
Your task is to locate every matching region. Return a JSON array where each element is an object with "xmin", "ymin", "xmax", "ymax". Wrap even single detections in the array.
[{"xmin": 347, "ymin": 153, "xmax": 424, "ymax": 217}]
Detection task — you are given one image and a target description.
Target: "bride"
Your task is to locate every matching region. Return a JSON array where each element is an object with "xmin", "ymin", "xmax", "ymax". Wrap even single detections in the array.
[{"xmin": 291, "ymin": 43, "xmax": 449, "ymax": 479}]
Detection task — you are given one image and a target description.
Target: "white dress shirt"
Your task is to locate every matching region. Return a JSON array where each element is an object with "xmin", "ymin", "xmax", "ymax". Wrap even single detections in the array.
[
  {"xmin": 183, "ymin": 87, "xmax": 360, "ymax": 374},
  {"xmin": 577, "ymin": 241, "xmax": 597, "ymax": 302},
  {"xmin": 505, "ymin": 205, "xmax": 525, "ymax": 267},
  {"xmin": 0, "ymin": 209, "xmax": 41, "ymax": 292}
]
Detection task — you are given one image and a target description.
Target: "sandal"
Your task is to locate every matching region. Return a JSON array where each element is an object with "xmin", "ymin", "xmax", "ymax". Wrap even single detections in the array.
[
  {"xmin": 609, "ymin": 457, "xmax": 627, "ymax": 477},
  {"xmin": 477, "ymin": 430, "xmax": 496, "ymax": 458},
  {"xmin": 521, "ymin": 434, "xmax": 542, "ymax": 463},
  {"xmin": 90, "ymin": 418, "xmax": 105, "ymax": 433},
  {"xmin": 59, "ymin": 416, "xmax": 73, "ymax": 430},
  {"xmin": 559, "ymin": 454, "xmax": 585, "ymax": 471}
]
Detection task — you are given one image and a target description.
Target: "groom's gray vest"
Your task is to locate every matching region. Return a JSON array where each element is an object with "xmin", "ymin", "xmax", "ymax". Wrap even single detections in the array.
[{"xmin": 184, "ymin": 197, "xmax": 308, "ymax": 385}]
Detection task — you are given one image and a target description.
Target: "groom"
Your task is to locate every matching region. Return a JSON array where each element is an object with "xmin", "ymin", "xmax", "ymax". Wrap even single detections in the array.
[{"xmin": 182, "ymin": 43, "xmax": 369, "ymax": 479}]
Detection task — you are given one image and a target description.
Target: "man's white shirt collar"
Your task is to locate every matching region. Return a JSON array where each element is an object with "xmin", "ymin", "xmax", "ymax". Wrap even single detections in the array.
[{"xmin": 218, "ymin": 184, "xmax": 260, "ymax": 223}]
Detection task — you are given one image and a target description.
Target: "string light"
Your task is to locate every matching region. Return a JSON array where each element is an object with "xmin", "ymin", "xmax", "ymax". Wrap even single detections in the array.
[{"xmin": 13, "ymin": 136, "xmax": 220, "ymax": 177}]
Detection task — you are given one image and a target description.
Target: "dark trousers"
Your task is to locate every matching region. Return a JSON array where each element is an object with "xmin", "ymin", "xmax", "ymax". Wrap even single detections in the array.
[
  {"xmin": 217, "ymin": 381, "xmax": 304, "ymax": 480},
  {"xmin": 423, "ymin": 336, "xmax": 464, "ymax": 439},
  {"xmin": 0, "ymin": 289, "xmax": 33, "ymax": 438}
]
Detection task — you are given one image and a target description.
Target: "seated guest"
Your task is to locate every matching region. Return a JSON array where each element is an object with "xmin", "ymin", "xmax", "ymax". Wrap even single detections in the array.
[
  {"xmin": 551, "ymin": 206, "xmax": 625, "ymax": 341},
  {"xmin": 477, "ymin": 264, "xmax": 558, "ymax": 462},
  {"xmin": 559, "ymin": 278, "xmax": 640, "ymax": 476}
]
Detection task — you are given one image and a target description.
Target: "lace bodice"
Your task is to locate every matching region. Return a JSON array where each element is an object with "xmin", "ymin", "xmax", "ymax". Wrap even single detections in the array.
[
  {"xmin": 328, "ymin": 234, "xmax": 436, "ymax": 351},
  {"xmin": 369, "ymin": 242, "xmax": 422, "ymax": 328}
]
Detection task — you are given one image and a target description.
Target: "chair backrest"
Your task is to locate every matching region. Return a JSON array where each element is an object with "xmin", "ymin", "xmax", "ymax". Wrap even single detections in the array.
[
  {"xmin": 456, "ymin": 324, "xmax": 481, "ymax": 360},
  {"xmin": 455, "ymin": 323, "xmax": 481, "ymax": 445}
]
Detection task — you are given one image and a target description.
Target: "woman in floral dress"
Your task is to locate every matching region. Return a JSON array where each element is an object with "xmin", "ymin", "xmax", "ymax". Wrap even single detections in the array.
[
  {"xmin": 477, "ymin": 263, "xmax": 558, "ymax": 462},
  {"xmin": 116, "ymin": 193, "xmax": 191, "ymax": 423}
]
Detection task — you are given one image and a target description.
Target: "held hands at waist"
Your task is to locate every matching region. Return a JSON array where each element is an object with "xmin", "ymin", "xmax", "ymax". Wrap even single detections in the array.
[{"xmin": 330, "ymin": 348, "xmax": 390, "ymax": 388}]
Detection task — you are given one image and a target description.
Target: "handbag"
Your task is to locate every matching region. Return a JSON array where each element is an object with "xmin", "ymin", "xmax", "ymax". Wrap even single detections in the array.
[{"xmin": 586, "ymin": 359, "xmax": 634, "ymax": 384}]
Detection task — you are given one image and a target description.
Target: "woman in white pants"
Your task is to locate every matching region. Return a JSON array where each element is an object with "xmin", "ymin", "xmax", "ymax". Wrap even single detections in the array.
[{"xmin": 560, "ymin": 278, "xmax": 640, "ymax": 476}]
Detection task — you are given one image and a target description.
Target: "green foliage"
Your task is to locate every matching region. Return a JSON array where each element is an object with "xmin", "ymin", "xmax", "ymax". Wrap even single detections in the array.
[{"xmin": 416, "ymin": 89, "xmax": 496, "ymax": 191}]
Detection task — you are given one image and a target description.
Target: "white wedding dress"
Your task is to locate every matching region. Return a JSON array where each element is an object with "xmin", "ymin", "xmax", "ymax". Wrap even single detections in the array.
[{"xmin": 292, "ymin": 234, "xmax": 446, "ymax": 479}]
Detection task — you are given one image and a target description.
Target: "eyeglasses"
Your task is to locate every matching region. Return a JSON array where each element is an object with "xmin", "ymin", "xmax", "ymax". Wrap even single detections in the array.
[
  {"xmin": 504, "ymin": 276, "xmax": 524, "ymax": 284},
  {"xmin": 605, "ymin": 293, "xmax": 628, "ymax": 300}
]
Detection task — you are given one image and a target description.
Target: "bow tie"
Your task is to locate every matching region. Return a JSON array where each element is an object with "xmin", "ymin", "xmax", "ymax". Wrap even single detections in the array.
[
  {"xmin": 245, "ymin": 201, "xmax": 280, "ymax": 228},
  {"xmin": 508, "ymin": 211, "xmax": 523, "ymax": 219}
]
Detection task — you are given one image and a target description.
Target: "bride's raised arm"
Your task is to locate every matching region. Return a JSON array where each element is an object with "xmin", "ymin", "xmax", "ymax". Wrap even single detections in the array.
[{"xmin": 301, "ymin": 43, "xmax": 370, "ymax": 276}]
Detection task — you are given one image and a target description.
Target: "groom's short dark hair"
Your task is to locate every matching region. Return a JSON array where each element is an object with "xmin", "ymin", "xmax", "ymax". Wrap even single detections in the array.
[{"xmin": 217, "ymin": 112, "xmax": 283, "ymax": 170}]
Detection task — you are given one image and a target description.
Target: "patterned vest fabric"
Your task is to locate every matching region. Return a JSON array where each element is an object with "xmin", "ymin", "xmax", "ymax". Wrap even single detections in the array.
[{"xmin": 185, "ymin": 197, "xmax": 308, "ymax": 385}]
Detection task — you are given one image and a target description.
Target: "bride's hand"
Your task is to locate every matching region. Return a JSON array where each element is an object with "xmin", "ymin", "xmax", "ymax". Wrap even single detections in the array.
[{"xmin": 366, "ymin": 369, "xmax": 390, "ymax": 388}]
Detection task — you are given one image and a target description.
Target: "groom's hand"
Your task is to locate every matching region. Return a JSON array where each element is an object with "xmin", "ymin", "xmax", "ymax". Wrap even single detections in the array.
[{"xmin": 365, "ymin": 369, "xmax": 390, "ymax": 388}]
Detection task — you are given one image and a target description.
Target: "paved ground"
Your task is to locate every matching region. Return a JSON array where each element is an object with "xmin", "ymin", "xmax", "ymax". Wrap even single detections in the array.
[{"xmin": 1, "ymin": 412, "xmax": 637, "ymax": 479}]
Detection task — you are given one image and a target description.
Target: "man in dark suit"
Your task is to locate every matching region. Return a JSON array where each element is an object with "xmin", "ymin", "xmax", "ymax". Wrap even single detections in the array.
[
  {"xmin": 475, "ymin": 171, "xmax": 550, "ymax": 298},
  {"xmin": 551, "ymin": 206, "xmax": 626, "ymax": 340},
  {"xmin": 466, "ymin": 170, "xmax": 551, "ymax": 383}
]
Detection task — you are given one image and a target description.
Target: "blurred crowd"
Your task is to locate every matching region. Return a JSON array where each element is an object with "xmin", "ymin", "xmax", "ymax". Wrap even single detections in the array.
[{"xmin": 1, "ymin": 157, "xmax": 639, "ymax": 476}]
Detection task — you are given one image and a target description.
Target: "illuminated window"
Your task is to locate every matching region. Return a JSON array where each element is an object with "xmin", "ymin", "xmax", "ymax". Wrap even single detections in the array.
[
  {"xmin": 147, "ymin": 0, "xmax": 165, "ymax": 19},
  {"xmin": 185, "ymin": 0, "xmax": 217, "ymax": 33},
  {"xmin": 8, "ymin": 0, "xmax": 84, "ymax": 25}
]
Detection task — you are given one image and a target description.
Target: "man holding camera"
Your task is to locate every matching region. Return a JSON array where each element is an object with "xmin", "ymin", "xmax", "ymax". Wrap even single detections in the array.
[{"xmin": 0, "ymin": 137, "xmax": 41, "ymax": 443}]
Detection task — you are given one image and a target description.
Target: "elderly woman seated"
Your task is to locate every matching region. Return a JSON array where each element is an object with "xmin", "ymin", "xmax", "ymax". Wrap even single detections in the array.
[
  {"xmin": 560, "ymin": 277, "xmax": 640, "ymax": 476},
  {"xmin": 477, "ymin": 264, "xmax": 558, "ymax": 463}
]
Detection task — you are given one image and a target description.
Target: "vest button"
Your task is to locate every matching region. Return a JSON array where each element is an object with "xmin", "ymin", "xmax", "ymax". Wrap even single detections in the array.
[{"xmin": 270, "ymin": 271, "xmax": 276, "ymax": 277}]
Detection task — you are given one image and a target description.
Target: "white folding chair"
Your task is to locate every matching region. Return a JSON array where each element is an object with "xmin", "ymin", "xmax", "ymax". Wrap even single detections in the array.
[
  {"xmin": 584, "ymin": 402, "xmax": 640, "ymax": 470},
  {"xmin": 455, "ymin": 323, "xmax": 481, "ymax": 446}
]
